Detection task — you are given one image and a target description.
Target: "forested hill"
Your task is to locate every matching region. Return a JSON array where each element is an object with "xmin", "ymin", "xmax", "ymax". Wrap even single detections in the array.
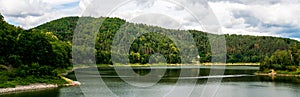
[
  {"xmin": 33, "ymin": 16, "xmax": 300, "ymax": 64},
  {"xmin": 0, "ymin": 14, "xmax": 71, "ymax": 87}
]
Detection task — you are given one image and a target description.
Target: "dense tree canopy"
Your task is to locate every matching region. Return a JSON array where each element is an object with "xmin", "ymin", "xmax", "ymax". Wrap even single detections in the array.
[
  {"xmin": 35, "ymin": 17, "xmax": 79, "ymax": 41},
  {"xmin": 0, "ymin": 14, "xmax": 71, "ymax": 85},
  {"xmin": 1, "ymin": 13, "xmax": 300, "ymax": 87},
  {"xmin": 0, "ymin": 14, "xmax": 22, "ymax": 67},
  {"xmin": 35, "ymin": 16, "xmax": 300, "ymax": 64},
  {"xmin": 260, "ymin": 43, "xmax": 300, "ymax": 71},
  {"xmin": 1, "ymin": 14, "xmax": 299, "ymax": 74}
]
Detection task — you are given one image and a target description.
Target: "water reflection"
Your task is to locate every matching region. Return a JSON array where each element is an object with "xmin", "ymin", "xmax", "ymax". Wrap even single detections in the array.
[{"xmin": 1, "ymin": 66, "xmax": 300, "ymax": 97}]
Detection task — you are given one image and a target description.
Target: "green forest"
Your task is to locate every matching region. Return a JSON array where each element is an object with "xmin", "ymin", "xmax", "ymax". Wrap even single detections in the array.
[
  {"xmin": 260, "ymin": 44, "xmax": 300, "ymax": 72},
  {"xmin": 0, "ymin": 14, "xmax": 71, "ymax": 87},
  {"xmin": 35, "ymin": 16, "xmax": 300, "ymax": 63},
  {"xmin": 1, "ymin": 13, "xmax": 300, "ymax": 87}
]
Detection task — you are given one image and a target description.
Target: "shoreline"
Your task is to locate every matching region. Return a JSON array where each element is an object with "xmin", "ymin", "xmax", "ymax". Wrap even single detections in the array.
[
  {"xmin": 0, "ymin": 84, "xmax": 58, "ymax": 94},
  {"xmin": 0, "ymin": 67, "xmax": 80, "ymax": 94},
  {"xmin": 0, "ymin": 63, "xmax": 259, "ymax": 94},
  {"xmin": 202, "ymin": 63, "xmax": 260, "ymax": 66},
  {"xmin": 254, "ymin": 73, "xmax": 300, "ymax": 77},
  {"xmin": 105, "ymin": 63, "xmax": 260, "ymax": 67}
]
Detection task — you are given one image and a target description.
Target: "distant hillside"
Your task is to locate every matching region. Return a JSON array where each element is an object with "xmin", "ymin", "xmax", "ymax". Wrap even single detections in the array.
[{"xmin": 33, "ymin": 16, "xmax": 300, "ymax": 64}]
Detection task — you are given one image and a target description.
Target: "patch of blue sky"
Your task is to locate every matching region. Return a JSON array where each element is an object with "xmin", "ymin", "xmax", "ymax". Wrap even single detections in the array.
[
  {"xmin": 261, "ymin": 23, "xmax": 293, "ymax": 28},
  {"xmin": 278, "ymin": 28, "xmax": 300, "ymax": 40},
  {"xmin": 257, "ymin": 23, "xmax": 300, "ymax": 40},
  {"xmin": 52, "ymin": 1, "xmax": 80, "ymax": 10},
  {"xmin": 6, "ymin": 19, "xmax": 19, "ymax": 26}
]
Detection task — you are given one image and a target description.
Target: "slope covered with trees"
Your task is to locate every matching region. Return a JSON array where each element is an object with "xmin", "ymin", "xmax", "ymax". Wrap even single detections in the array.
[
  {"xmin": 1, "ymin": 14, "xmax": 300, "ymax": 87},
  {"xmin": 34, "ymin": 16, "xmax": 300, "ymax": 64},
  {"xmin": 259, "ymin": 43, "xmax": 300, "ymax": 71},
  {"xmin": 0, "ymin": 14, "xmax": 71, "ymax": 87}
]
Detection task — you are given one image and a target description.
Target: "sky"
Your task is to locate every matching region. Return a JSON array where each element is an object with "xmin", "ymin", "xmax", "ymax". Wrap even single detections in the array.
[{"xmin": 0, "ymin": 0, "xmax": 299, "ymax": 41}]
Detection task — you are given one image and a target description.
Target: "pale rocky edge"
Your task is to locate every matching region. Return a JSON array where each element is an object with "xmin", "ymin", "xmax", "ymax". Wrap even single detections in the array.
[
  {"xmin": 0, "ymin": 84, "xmax": 58, "ymax": 94},
  {"xmin": 0, "ymin": 68, "xmax": 81, "ymax": 94}
]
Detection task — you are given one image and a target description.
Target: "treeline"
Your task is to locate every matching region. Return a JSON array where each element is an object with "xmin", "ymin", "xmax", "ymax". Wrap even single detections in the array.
[
  {"xmin": 1, "ymin": 13, "xmax": 299, "ymax": 80},
  {"xmin": 0, "ymin": 14, "xmax": 71, "ymax": 87},
  {"xmin": 225, "ymin": 34, "xmax": 295, "ymax": 63},
  {"xmin": 35, "ymin": 16, "xmax": 300, "ymax": 64},
  {"xmin": 260, "ymin": 43, "xmax": 300, "ymax": 71}
]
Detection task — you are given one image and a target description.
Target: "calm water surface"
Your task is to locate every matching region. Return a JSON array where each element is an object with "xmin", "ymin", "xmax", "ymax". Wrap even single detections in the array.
[{"xmin": 1, "ymin": 66, "xmax": 300, "ymax": 97}]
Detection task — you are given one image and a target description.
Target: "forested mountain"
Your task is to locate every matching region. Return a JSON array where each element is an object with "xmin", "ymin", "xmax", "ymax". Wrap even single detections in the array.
[
  {"xmin": 1, "ymin": 13, "xmax": 300, "ymax": 87},
  {"xmin": 35, "ymin": 17, "xmax": 78, "ymax": 41},
  {"xmin": 0, "ymin": 14, "xmax": 71, "ymax": 87},
  {"xmin": 0, "ymin": 14, "xmax": 22, "ymax": 67},
  {"xmin": 34, "ymin": 16, "xmax": 300, "ymax": 64}
]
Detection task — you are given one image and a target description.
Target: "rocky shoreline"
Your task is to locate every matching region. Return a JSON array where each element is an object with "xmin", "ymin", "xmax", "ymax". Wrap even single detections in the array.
[
  {"xmin": 0, "ymin": 84, "xmax": 58, "ymax": 94},
  {"xmin": 0, "ymin": 67, "xmax": 82, "ymax": 95}
]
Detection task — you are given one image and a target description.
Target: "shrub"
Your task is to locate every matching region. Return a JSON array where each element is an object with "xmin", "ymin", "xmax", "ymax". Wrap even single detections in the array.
[
  {"xmin": 285, "ymin": 66, "xmax": 298, "ymax": 71},
  {"xmin": 277, "ymin": 70, "xmax": 289, "ymax": 74},
  {"xmin": 0, "ymin": 81, "xmax": 17, "ymax": 88}
]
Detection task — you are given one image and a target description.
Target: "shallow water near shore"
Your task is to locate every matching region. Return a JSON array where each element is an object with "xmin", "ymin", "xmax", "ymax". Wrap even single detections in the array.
[{"xmin": 1, "ymin": 66, "xmax": 300, "ymax": 97}]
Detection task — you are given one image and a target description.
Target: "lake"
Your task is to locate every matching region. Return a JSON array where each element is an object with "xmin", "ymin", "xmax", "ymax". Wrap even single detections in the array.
[{"xmin": 1, "ymin": 66, "xmax": 300, "ymax": 97}]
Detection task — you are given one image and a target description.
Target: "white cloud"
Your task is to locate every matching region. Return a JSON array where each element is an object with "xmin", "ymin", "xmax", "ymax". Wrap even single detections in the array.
[
  {"xmin": 0, "ymin": 0, "xmax": 299, "ymax": 41},
  {"xmin": 79, "ymin": 0, "xmax": 92, "ymax": 11},
  {"xmin": 208, "ymin": 1, "xmax": 300, "ymax": 41},
  {"xmin": 96, "ymin": 0, "xmax": 208, "ymax": 31},
  {"xmin": 0, "ymin": 0, "xmax": 81, "ymax": 29}
]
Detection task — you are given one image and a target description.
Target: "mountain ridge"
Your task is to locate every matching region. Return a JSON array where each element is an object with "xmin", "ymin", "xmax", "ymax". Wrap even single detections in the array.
[{"xmin": 32, "ymin": 16, "xmax": 300, "ymax": 63}]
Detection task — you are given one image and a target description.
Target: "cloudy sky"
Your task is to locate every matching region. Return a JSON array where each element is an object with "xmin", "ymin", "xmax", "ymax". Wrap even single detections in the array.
[{"xmin": 0, "ymin": 0, "xmax": 299, "ymax": 41}]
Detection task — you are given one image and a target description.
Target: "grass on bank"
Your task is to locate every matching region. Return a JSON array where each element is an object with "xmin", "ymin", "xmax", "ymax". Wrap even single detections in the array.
[
  {"xmin": 0, "ymin": 67, "xmax": 73, "ymax": 88},
  {"xmin": 276, "ymin": 70, "xmax": 300, "ymax": 75},
  {"xmin": 0, "ymin": 76, "xmax": 67, "ymax": 88}
]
